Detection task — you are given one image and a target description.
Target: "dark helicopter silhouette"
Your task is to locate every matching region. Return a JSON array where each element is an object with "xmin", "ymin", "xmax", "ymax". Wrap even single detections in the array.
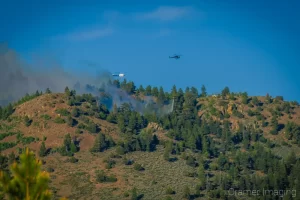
[{"xmin": 169, "ymin": 54, "xmax": 182, "ymax": 59}]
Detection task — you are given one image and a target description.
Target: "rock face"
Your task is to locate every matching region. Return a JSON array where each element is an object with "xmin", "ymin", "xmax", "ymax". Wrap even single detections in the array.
[{"xmin": 147, "ymin": 122, "xmax": 163, "ymax": 131}]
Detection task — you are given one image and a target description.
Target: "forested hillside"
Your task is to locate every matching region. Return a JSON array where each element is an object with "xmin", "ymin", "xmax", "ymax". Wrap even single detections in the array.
[{"xmin": 0, "ymin": 79, "xmax": 300, "ymax": 200}]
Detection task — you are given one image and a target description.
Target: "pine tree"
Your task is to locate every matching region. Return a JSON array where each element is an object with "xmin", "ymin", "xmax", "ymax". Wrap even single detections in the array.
[
  {"xmin": 252, "ymin": 96, "xmax": 259, "ymax": 106},
  {"xmin": 164, "ymin": 149, "xmax": 170, "ymax": 161},
  {"xmin": 70, "ymin": 142, "xmax": 78, "ymax": 154},
  {"xmin": 113, "ymin": 79, "xmax": 120, "ymax": 88},
  {"xmin": 198, "ymin": 164, "xmax": 205, "ymax": 185},
  {"xmin": 138, "ymin": 85, "xmax": 145, "ymax": 93},
  {"xmin": 117, "ymin": 114, "xmax": 126, "ymax": 133},
  {"xmin": 45, "ymin": 88, "xmax": 51, "ymax": 94},
  {"xmin": 201, "ymin": 85, "xmax": 207, "ymax": 97},
  {"xmin": 241, "ymin": 92, "xmax": 248, "ymax": 104},
  {"xmin": 145, "ymin": 85, "xmax": 152, "ymax": 96},
  {"xmin": 190, "ymin": 87, "xmax": 198, "ymax": 97},
  {"xmin": 35, "ymin": 90, "xmax": 40, "ymax": 97},
  {"xmin": 0, "ymin": 148, "xmax": 67, "ymax": 200},
  {"xmin": 66, "ymin": 116, "xmax": 75, "ymax": 127},
  {"xmin": 152, "ymin": 87, "xmax": 159, "ymax": 97},
  {"xmin": 171, "ymin": 85, "xmax": 177, "ymax": 98},
  {"xmin": 221, "ymin": 87, "xmax": 230, "ymax": 99},
  {"xmin": 59, "ymin": 134, "xmax": 73, "ymax": 156},
  {"xmin": 127, "ymin": 113, "xmax": 137, "ymax": 133},
  {"xmin": 158, "ymin": 86, "xmax": 165, "ymax": 105},
  {"xmin": 286, "ymin": 151, "xmax": 297, "ymax": 174},
  {"xmin": 39, "ymin": 141, "xmax": 47, "ymax": 157},
  {"xmin": 64, "ymin": 134, "xmax": 72, "ymax": 150},
  {"xmin": 2, "ymin": 104, "xmax": 14, "ymax": 120},
  {"xmin": 90, "ymin": 133, "xmax": 107, "ymax": 152},
  {"xmin": 71, "ymin": 108, "xmax": 80, "ymax": 117}
]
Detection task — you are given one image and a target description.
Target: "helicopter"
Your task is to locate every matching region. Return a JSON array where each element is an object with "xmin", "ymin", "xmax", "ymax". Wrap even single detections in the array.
[
  {"xmin": 112, "ymin": 73, "xmax": 125, "ymax": 77},
  {"xmin": 169, "ymin": 54, "xmax": 182, "ymax": 59}
]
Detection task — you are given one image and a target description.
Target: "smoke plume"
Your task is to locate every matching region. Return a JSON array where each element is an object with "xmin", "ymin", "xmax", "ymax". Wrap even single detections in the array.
[{"xmin": 0, "ymin": 44, "xmax": 173, "ymax": 115}]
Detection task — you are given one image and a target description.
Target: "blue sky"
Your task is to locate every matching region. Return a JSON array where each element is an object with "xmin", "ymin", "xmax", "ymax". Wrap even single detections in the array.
[{"xmin": 1, "ymin": 0, "xmax": 300, "ymax": 101}]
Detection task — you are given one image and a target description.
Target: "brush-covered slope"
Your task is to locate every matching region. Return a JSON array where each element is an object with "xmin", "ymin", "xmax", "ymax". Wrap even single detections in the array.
[{"xmin": 1, "ymin": 84, "xmax": 300, "ymax": 200}]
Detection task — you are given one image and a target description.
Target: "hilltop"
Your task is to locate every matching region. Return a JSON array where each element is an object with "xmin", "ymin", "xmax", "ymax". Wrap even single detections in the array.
[{"xmin": 1, "ymin": 82, "xmax": 300, "ymax": 200}]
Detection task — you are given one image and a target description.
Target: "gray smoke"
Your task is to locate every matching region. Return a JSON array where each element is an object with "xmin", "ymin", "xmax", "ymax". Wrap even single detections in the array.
[
  {"xmin": 0, "ymin": 44, "xmax": 173, "ymax": 116},
  {"xmin": 0, "ymin": 44, "xmax": 96, "ymax": 105}
]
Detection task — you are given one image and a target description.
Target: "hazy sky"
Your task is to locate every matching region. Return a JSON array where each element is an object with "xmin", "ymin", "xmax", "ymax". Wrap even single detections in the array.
[{"xmin": 1, "ymin": 0, "xmax": 300, "ymax": 101}]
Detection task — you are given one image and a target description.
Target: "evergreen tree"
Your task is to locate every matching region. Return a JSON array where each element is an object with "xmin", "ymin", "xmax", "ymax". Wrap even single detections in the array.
[
  {"xmin": 163, "ymin": 150, "xmax": 170, "ymax": 162},
  {"xmin": 39, "ymin": 141, "xmax": 47, "ymax": 157},
  {"xmin": 0, "ymin": 148, "xmax": 67, "ymax": 200},
  {"xmin": 66, "ymin": 116, "xmax": 76, "ymax": 127},
  {"xmin": 158, "ymin": 86, "xmax": 165, "ymax": 105},
  {"xmin": 127, "ymin": 113, "xmax": 137, "ymax": 133},
  {"xmin": 201, "ymin": 85, "xmax": 207, "ymax": 97},
  {"xmin": 138, "ymin": 85, "xmax": 145, "ymax": 93},
  {"xmin": 145, "ymin": 85, "xmax": 152, "ymax": 96},
  {"xmin": 45, "ymin": 88, "xmax": 51, "ymax": 94},
  {"xmin": 270, "ymin": 116, "xmax": 279, "ymax": 134},
  {"xmin": 71, "ymin": 108, "xmax": 80, "ymax": 117},
  {"xmin": 198, "ymin": 164, "xmax": 205, "ymax": 184},
  {"xmin": 286, "ymin": 151, "xmax": 297, "ymax": 174},
  {"xmin": 221, "ymin": 87, "xmax": 230, "ymax": 99},
  {"xmin": 124, "ymin": 81, "xmax": 136, "ymax": 94},
  {"xmin": 64, "ymin": 134, "xmax": 72, "ymax": 150},
  {"xmin": 190, "ymin": 87, "xmax": 199, "ymax": 97},
  {"xmin": 64, "ymin": 87, "xmax": 71, "ymax": 96},
  {"xmin": 59, "ymin": 134, "xmax": 74, "ymax": 156},
  {"xmin": 265, "ymin": 93, "xmax": 272, "ymax": 103},
  {"xmin": 241, "ymin": 92, "xmax": 248, "ymax": 104},
  {"xmin": 87, "ymin": 121, "xmax": 98, "ymax": 133},
  {"xmin": 252, "ymin": 96, "xmax": 259, "ymax": 106},
  {"xmin": 35, "ymin": 90, "xmax": 40, "ymax": 96},
  {"xmin": 117, "ymin": 114, "xmax": 126, "ymax": 133},
  {"xmin": 113, "ymin": 80, "xmax": 120, "ymax": 88},
  {"xmin": 70, "ymin": 142, "xmax": 78, "ymax": 154},
  {"xmin": 171, "ymin": 85, "xmax": 177, "ymax": 98},
  {"xmin": 90, "ymin": 133, "xmax": 107, "ymax": 152},
  {"xmin": 152, "ymin": 87, "xmax": 159, "ymax": 97},
  {"xmin": 164, "ymin": 142, "xmax": 172, "ymax": 161}
]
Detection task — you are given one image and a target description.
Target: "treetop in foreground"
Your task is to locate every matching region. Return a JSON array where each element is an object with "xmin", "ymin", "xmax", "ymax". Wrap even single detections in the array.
[{"xmin": 0, "ymin": 148, "xmax": 67, "ymax": 200}]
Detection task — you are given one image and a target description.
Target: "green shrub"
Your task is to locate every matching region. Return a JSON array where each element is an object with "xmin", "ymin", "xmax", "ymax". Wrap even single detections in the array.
[
  {"xmin": 68, "ymin": 157, "xmax": 78, "ymax": 163},
  {"xmin": 0, "ymin": 142, "xmax": 17, "ymax": 151},
  {"xmin": 54, "ymin": 117, "xmax": 65, "ymax": 124},
  {"xmin": 123, "ymin": 157, "xmax": 134, "ymax": 165},
  {"xmin": 24, "ymin": 116, "xmax": 32, "ymax": 127},
  {"xmin": 165, "ymin": 187, "xmax": 175, "ymax": 195},
  {"xmin": 55, "ymin": 108, "xmax": 70, "ymax": 116},
  {"xmin": 133, "ymin": 163, "xmax": 144, "ymax": 171},
  {"xmin": 95, "ymin": 170, "xmax": 117, "ymax": 183},
  {"xmin": 104, "ymin": 159, "xmax": 116, "ymax": 169},
  {"xmin": 41, "ymin": 114, "xmax": 51, "ymax": 120},
  {"xmin": 0, "ymin": 132, "xmax": 18, "ymax": 141}
]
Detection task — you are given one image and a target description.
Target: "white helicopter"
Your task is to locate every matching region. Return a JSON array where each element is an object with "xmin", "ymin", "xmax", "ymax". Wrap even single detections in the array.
[{"xmin": 112, "ymin": 73, "xmax": 125, "ymax": 77}]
